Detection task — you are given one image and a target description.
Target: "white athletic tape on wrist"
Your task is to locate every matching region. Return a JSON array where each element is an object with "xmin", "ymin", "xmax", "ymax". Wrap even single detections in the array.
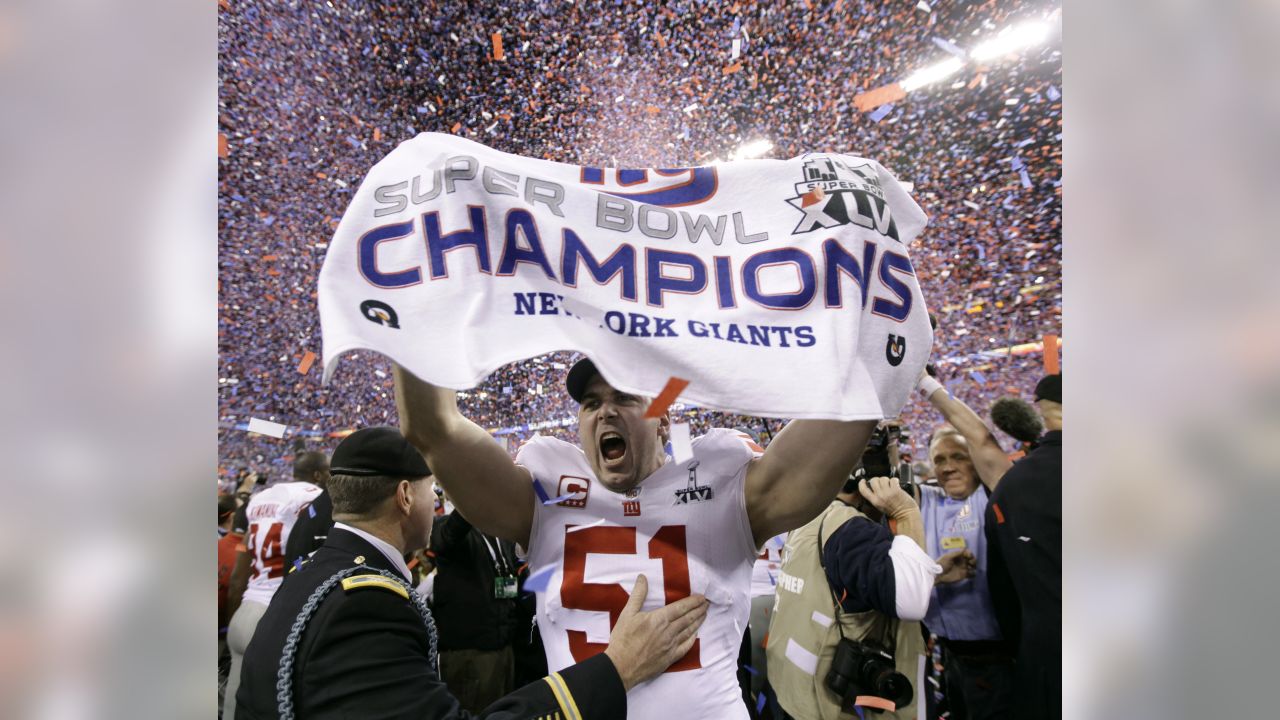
[{"xmin": 917, "ymin": 375, "xmax": 944, "ymax": 398}]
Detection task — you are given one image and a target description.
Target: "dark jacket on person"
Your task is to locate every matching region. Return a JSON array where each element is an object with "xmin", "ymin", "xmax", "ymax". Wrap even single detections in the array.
[
  {"xmin": 429, "ymin": 511, "xmax": 518, "ymax": 652},
  {"xmin": 987, "ymin": 431, "xmax": 1061, "ymax": 654},
  {"xmin": 284, "ymin": 489, "xmax": 333, "ymax": 567},
  {"xmin": 235, "ymin": 526, "xmax": 625, "ymax": 719},
  {"xmin": 986, "ymin": 430, "xmax": 1062, "ymax": 719},
  {"xmin": 512, "ymin": 562, "xmax": 550, "ymax": 688}
]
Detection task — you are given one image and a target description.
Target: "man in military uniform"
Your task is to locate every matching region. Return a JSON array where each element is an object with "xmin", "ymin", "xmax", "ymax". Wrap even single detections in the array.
[{"xmin": 235, "ymin": 426, "xmax": 708, "ymax": 719}]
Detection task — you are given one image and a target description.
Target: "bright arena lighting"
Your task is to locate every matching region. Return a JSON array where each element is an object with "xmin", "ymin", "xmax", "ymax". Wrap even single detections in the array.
[
  {"xmin": 731, "ymin": 139, "xmax": 774, "ymax": 161},
  {"xmin": 892, "ymin": 15, "xmax": 1058, "ymax": 98},
  {"xmin": 900, "ymin": 57, "xmax": 965, "ymax": 92},
  {"xmin": 969, "ymin": 21, "xmax": 1051, "ymax": 62},
  {"xmin": 709, "ymin": 139, "xmax": 774, "ymax": 165}
]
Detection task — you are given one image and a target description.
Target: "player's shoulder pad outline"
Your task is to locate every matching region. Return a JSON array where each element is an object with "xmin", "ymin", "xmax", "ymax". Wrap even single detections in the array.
[{"xmin": 341, "ymin": 574, "xmax": 409, "ymax": 600}]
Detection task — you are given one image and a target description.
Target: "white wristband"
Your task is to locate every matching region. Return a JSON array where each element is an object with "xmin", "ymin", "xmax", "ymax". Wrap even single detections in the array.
[{"xmin": 918, "ymin": 374, "xmax": 944, "ymax": 398}]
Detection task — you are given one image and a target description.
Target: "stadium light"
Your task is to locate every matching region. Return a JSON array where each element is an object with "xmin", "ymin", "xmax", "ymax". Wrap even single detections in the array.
[
  {"xmin": 731, "ymin": 139, "xmax": 774, "ymax": 161},
  {"xmin": 900, "ymin": 57, "xmax": 965, "ymax": 92},
  {"xmin": 969, "ymin": 21, "xmax": 1051, "ymax": 62},
  {"xmin": 708, "ymin": 139, "xmax": 774, "ymax": 165}
]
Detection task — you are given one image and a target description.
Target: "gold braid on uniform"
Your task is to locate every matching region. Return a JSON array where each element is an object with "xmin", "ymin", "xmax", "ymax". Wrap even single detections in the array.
[
  {"xmin": 273, "ymin": 566, "xmax": 437, "ymax": 720},
  {"xmin": 541, "ymin": 671, "xmax": 583, "ymax": 720}
]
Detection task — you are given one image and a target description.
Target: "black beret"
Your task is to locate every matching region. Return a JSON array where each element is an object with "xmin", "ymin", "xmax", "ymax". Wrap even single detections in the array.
[
  {"xmin": 330, "ymin": 426, "xmax": 431, "ymax": 478},
  {"xmin": 1034, "ymin": 374, "xmax": 1062, "ymax": 404},
  {"xmin": 565, "ymin": 357, "xmax": 601, "ymax": 404}
]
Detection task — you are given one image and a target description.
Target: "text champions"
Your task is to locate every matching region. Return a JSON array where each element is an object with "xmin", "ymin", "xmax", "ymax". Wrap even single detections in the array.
[{"xmin": 354, "ymin": 156, "xmax": 918, "ymax": 332}]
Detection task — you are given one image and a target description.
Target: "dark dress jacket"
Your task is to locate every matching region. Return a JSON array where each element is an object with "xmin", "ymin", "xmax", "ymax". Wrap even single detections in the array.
[
  {"xmin": 236, "ymin": 526, "xmax": 626, "ymax": 719},
  {"xmin": 987, "ymin": 431, "xmax": 1062, "ymax": 657},
  {"xmin": 284, "ymin": 490, "xmax": 333, "ymax": 567}
]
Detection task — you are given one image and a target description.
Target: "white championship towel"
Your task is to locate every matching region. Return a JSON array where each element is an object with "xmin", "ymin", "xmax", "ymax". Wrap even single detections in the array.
[{"xmin": 319, "ymin": 133, "xmax": 932, "ymax": 420}]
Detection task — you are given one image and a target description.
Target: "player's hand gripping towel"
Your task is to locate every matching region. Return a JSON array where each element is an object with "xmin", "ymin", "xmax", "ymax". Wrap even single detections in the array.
[{"xmin": 319, "ymin": 133, "xmax": 932, "ymax": 420}]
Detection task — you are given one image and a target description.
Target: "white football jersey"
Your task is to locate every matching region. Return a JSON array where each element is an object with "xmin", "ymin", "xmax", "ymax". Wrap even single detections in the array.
[
  {"xmin": 240, "ymin": 481, "xmax": 322, "ymax": 607},
  {"xmin": 521, "ymin": 429, "xmax": 762, "ymax": 720}
]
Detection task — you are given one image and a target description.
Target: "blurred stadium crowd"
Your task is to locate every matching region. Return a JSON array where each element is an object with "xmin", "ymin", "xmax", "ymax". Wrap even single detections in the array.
[{"xmin": 217, "ymin": 0, "xmax": 1060, "ymax": 481}]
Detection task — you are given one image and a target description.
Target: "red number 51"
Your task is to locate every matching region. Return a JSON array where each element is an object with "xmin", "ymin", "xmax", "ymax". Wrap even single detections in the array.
[{"xmin": 560, "ymin": 524, "xmax": 701, "ymax": 672}]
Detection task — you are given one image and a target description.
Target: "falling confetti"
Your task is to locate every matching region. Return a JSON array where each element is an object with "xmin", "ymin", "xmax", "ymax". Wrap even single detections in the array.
[
  {"xmin": 247, "ymin": 418, "xmax": 287, "ymax": 439},
  {"xmin": 297, "ymin": 350, "xmax": 317, "ymax": 375},
  {"xmin": 522, "ymin": 564, "xmax": 557, "ymax": 593},
  {"xmin": 643, "ymin": 377, "xmax": 691, "ymax": 418},
  {"xmin": 670, "ymin": 422, "xmax": 693, "ymax": 463},
  {"xmin": 1043, "ymin": 334, "xmax": 1060, "ymax": 374},
  {"xmin": 868, "ymin": 103, "xmax": 895, "ymax": 123}
]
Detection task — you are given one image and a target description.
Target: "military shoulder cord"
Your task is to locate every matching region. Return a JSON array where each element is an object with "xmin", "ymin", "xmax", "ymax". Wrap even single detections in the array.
[{"xmin": 275, "ymin": 566, "xmax": 438, "ymax": 720}]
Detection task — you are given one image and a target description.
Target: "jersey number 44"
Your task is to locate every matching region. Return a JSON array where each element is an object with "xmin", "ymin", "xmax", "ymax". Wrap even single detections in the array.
[{"xmin": 247, "ymin": 521, "xmax": 285, "ymax": 581}]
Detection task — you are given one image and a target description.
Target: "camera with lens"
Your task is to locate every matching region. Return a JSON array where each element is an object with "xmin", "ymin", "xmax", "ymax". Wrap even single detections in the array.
[
  {"xmin": 824, "ymin": 638, "xmax": 913, "ymax": 713},
  {"xmin": 845, "ymin": 423, "xmax": 915, "ymax": 498}
]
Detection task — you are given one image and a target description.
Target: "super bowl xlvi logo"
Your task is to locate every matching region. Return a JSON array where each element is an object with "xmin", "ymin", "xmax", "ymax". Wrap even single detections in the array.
[
  {"xmin": 785, "ymin": 157, "xmax": 900, "ymax": 241},
  {"xmin": 674, "ymin": 462, "xmax": 714, "ymax": 505}
]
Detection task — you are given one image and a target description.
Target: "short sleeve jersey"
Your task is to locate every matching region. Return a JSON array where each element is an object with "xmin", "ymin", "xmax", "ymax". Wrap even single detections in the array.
[
  {"xmin": 241, "ymin": 481, "xmax": 322, "ymax": 607},
  {"xmin": 519, "ymin": 429, "xmax": 761, "ymax": 720}
]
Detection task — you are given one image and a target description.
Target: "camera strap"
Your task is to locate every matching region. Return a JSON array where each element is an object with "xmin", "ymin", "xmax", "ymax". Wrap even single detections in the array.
[{"xmin": 816, "ymin": 512, "xmax": 851, "ymax": 643}]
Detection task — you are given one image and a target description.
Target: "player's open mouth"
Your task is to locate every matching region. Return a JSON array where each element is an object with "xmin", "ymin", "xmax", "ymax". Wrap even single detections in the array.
[{"xmin": 600, "ymin": 431, "xmax": 627, "ymax": 468}]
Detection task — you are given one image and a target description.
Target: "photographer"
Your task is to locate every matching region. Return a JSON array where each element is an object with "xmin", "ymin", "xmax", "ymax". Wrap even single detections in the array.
[{"xmin": 767, "ymin": 424, "xmax": 975, "ymax": 720}]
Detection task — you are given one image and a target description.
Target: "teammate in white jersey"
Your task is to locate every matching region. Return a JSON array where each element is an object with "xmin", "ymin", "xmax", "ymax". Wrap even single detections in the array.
[
  {"xmin": 221, "ymin": 452, "xmax": 326, "ymax": 720},
  {"xmin": 395, "ymin": 359, "xmax": 877, "ymax": 720}
]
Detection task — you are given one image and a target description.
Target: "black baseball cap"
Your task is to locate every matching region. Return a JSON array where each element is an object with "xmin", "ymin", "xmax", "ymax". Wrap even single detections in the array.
[
  {"xmin": 565, "ymin": 357, "xmax": 602, "ymax": 404},
  {"xmin": 1034, "ymin": 374, "xmax": 1062, "ymax": 403},
  {"xmin": 330, "ymin": 426, "xmax": 431, "ymax": 478}
]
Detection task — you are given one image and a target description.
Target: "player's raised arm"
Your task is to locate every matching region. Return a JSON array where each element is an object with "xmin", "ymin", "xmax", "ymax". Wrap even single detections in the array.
[
  {"xmin": 744, "ymin": 419, "xmax": 878, "ymax": 547},
  {"xmin": 393, "ymin": 363, "xmax": 535, "ymax": 546},
  {"xmin": 917, "ymin": 369, "xmax": 1011, "ymax": 491}
]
